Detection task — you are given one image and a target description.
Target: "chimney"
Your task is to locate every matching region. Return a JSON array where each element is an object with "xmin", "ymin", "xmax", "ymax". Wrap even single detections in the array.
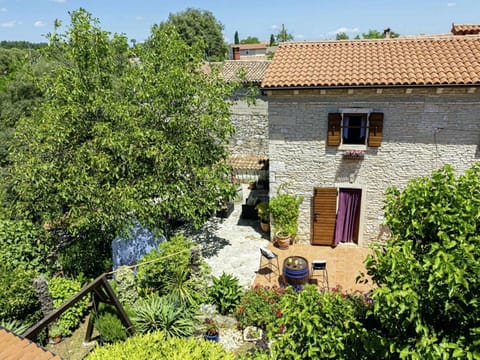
[
  {"xmin": 383, "ymin": 28, "xmax": 391, "ymax": 38},
  {"xmin": 232, "ymin": 46, "xmax": 240, "ymax": 60}
]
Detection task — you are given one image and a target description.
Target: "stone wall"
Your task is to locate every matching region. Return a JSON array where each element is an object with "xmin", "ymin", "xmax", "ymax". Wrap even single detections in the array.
[
  {"xmin": 229, "ymin": 95, "xmax": 268, "ymax": 156},
  {"xmin": 267, "ymin": 89, "xmax": 480, "ymax": 247}
]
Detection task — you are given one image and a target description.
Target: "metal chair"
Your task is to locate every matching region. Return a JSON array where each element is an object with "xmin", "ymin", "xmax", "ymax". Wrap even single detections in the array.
[
  {"xmin": 311, "ymin": 259, "xmax": 329, "ymax": 290},
  {"xmin": 259, "ymin": 248, "xmax": 280, "ymax": 281}
]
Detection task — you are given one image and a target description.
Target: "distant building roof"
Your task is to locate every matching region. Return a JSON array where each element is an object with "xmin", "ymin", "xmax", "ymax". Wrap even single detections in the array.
[
  {"xmin": 0, "ymin": 327, "xmax": 62, "ymax": 360},
  {"xmin": 451, "ymin": 23, "xmax": 480, "ymax": 35},
  {"xmin": 221, "ymin": 60, "xmax": 270, "ymax": 83},
  {"xmin": 262, "ymin": 34, "xmax": 480, "ymax": 89},
  {"xmin": 228, "ymin": 154, "xmax": 268, "ymax": 171},
  {"xmin": 231, "ymin": 43, "xmax": 268, "ymax": 50}
]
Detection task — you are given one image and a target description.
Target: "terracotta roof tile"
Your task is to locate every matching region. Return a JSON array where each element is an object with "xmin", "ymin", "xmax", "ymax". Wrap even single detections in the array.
[
  {"xmin": 452, "ymin": 24, "xmax": 480, "ymax": 35},
  {"xmin": 220, "ymin": 60, "xmax": 270, "ymax": 83},
  {"xmin": 0, "ymin": 327, "xmax": 62, "ymax": 360},
  {"xmin": 262, "ymin": 35, "xmax": 480, "ymax": 88},
  {"xmin": 228, "ymin": 154, "xmax": 268, "ymax": 171}
]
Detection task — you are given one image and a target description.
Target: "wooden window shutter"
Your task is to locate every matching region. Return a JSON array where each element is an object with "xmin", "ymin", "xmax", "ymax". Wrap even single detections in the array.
[
  {"xmin": 327, "ymin": 113, "xmax": 341, "ymax": 146},
  {"xmin": 368, "ymin": 112, "xmax": 384, "ymax": 147}
]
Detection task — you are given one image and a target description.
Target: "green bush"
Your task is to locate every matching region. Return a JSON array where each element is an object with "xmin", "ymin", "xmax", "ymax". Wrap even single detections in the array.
[
  {"xmin": 208, "ymin": 273, "xmax": 243, "ymax": 315},
  {"xmin": 132, "ymin": 294, "xmax": 195, "ymax": 338},
  {"xmin": 48, "ymin": 276, "xmax": 89, "ymax": 336},
  {"xmin": 0, "ymin": 263, "xmax": 41, "ymax": 325},
  {"xmin": 267, "ymin": 285, "xmax": 370, "ymax": 360},
  {"xmin": 114, "ymin": 266, "xmax": 139, "ymax": 307},
  {"xmin": 135, "ymin": 234, "xmax": 209, "ymax": 307},
  {"xmin": 94, "ymin": 311, "xmax": 128, "ymax": 344},
  {"xmin": 0, "ymin": 219, "xmax": 52, "ymax": 273},
  {"xmin": 235, "ymin": 285, "xmax": 289, "ymax": 330},
  {"xmin": 87, "ymin": 331, "xmax": 234, "ymax": 359},
  {"xmin": 136, "ymin": 234, "xmax": 193, "ymax": 295},
  {"xmin": 59, "ymin": 233, "xmax": 112, "ymax": 278},
  {"xmin": 269, "ymin": 183, "xmax": 303, "ymax": 236},
  {"xmin": 0, "ymin": 319, "xmax": 30, "ymax": 335}
]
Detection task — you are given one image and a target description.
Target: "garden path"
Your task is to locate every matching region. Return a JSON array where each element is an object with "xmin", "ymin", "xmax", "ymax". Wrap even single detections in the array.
[{"xmin": 189, "ymin": 184, "xmax": 269, "ymax": 287}]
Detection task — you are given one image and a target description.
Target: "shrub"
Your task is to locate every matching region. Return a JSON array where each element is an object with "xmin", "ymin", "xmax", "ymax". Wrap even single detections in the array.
[
  {"xmin": 94, "ymin": 311, "xmax": 128, "ymax": 344},
  {"xmin": 0, "ymin": 263, "xmax": 41, "ymax": 326},
  {"xmin": 136, "ymin": 234, "xmax": 193, "ymax": 295},
  {"xmin": 87, "ymin": 331, "xmax": 234, "ymax": 359},
  {"xmin": 48, "ymin": 276, "xmax": 89, "ymax": 336},
  {"xmin": 208, "ymin": 273, "xmax": 243, "ymax": 315},
  {"xmin": 132, "ymin": 294, "xmax": 195, "ymax": 338},
  {"xmin": 269, "ymin": 183, "xmax": 303, "ymax": 236},
  {"xmin": 58, "ymin": 233, "xmax": 112, "ymax": 278},
  {"xmin": 267, "ymin": 285, "xmax": 370, "ymax": 360},
  {"xmin": 0, "ymin": 219, "xmax": 52, "ymax": 273},
  {"xmin": 235, "ymin": 285, "xmax": 289, "ymax": 330},
  {"xmin": 114, "ymin": 265, "xmax": 139, "ymax": 307}
]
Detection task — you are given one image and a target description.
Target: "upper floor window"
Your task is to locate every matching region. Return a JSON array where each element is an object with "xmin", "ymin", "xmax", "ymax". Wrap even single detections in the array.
[{"xmin": 327, "ymin": 110, "xmax": 384, "ymax": 148}]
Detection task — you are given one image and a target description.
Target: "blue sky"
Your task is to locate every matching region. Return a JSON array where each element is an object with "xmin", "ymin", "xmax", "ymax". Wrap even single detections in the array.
[{"xmin": 1, "ymin": 0, "xmax": 479, "ymax": 43}]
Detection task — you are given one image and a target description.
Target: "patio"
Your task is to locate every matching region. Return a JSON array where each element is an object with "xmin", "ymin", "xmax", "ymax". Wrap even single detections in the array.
[{"xmin": 253, "ymin": 242, "xmax": 374, "ymax": 293}]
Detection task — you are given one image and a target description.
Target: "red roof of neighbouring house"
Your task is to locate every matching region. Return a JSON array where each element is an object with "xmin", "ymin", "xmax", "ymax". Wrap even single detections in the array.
[
  {"xmin": 0, "ymin": 327, "xmax": 62, "ymax": 360},
  {"xmin": 221, "ymin": 60, "xmax": 270, "ymax": 83},
  {"xmin": 261, "ymin": 34, "xmax": 480, "ymax": 89}
]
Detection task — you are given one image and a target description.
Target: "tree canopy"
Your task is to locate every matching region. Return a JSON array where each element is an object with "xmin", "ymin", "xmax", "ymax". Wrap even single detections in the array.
[
  {"xmin": 156, "ymin": 8, "xmax": 228, "ymax": 61},
  {"xmin": 2, "ymin": 8, "xmax": 235, "ymax": 253},
  {"xmin": 234, "ymin": 31, "xmax": 239, "ymax": 45},
  {"xmin": 240, "ymin": 36, "xmax": 260, "ymax": 44},
  {"xmin": 275, "ymin": 25, "xmax": 294, "ymax": 43}
]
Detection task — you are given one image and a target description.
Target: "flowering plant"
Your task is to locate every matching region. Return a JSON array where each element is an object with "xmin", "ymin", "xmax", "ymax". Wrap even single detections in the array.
[
  {"xmin": 204, "ymin": 318, "xmax": 218, "ymax": 336},
  {"xmin": 343, "ymin": 149, "xmax": 365, "ymax": 158}
]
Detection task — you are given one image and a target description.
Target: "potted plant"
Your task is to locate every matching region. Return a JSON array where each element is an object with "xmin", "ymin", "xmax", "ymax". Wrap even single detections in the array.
[
  {"xmin": 255, "ymin": 202, "xmax": 270, "ymax": 233},
  {"xmin": 203, "ymin": 318, "xmax": 219, "ymax": 342},
  {"xmin": 49, "ymin": 323, "xmax": 64, "ymax": 344},
  {"xmin": 269, "ymin": 183, "xmax": 304, "ymax": 249}
]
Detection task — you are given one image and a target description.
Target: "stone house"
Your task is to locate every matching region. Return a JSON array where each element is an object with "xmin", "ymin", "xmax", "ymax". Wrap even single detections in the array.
[
  {"xmin": 230, "ymin": 43, "xmax": 269, "ymax": 60},
  {"xmin": 220, "ymin": 60, "xmax": 270, "ymax": 182},
  {"xmin": 261, "ymin": 27, "xmax": 480, "ymax": 247}
]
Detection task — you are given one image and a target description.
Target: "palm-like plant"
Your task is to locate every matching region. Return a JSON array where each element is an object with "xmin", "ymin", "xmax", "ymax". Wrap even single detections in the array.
[{"xmin": 132, "ymin": 295, "xmax": 195, "ymax": 338}]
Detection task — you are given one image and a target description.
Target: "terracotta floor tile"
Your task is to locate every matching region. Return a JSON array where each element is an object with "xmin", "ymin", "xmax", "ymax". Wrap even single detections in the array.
[{"xmin": 253, "ymin": 242, "xmax": 374, "ymax": 293}]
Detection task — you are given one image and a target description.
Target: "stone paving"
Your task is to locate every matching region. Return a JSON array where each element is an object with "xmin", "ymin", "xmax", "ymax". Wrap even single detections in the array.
[{"xmin": 190, "ymin": 185, "xmax": 269, "ymax": 287}]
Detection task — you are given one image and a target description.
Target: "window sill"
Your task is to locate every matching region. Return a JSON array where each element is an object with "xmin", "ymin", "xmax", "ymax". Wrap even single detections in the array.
[{"xmin": 338, "ymin": 144, "xmax": 367, "ymax": 151}]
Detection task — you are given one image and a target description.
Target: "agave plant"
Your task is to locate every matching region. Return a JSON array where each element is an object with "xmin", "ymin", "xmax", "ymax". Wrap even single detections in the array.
[
  {"xmin": 132, "ymin": 295, "xmax": 195, "ymax": 338},
  {"xmin": 0, "ymin": 319, "xmax": 30, "ymax": 335}
]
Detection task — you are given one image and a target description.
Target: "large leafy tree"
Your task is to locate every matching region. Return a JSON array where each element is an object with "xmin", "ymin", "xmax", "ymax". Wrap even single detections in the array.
[
  {"xmin": 157, "ymin": 8, "xmax": 228, "ymax": 61},
  {"xmin": 2, "ymin": 9, "xmax": 235, "ymax": 255},
  {"xmin": 240, "ymin": 36, "xmax": 260, "ymax": 44},
  {"xmin": 365, "ymin": 164, "xmax": 480, "ymax": 358}
]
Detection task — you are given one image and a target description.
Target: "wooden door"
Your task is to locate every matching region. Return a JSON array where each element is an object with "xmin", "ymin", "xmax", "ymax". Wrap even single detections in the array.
[{"xmin": 311, "ymin": 188, "xmax": 337, "ymax": 245}]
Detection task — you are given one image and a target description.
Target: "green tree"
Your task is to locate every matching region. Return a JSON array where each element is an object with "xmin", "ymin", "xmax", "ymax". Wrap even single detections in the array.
[
  {"xmin": 157, "ymin": 8, "xmax": 228, "ymax": 61},
  {"xmin": 240, "ymin": 36, "xmax": 260, "ymax": 44},
  {"xmin": 2, "ymin": 9, "xmax": 235, "ymax": 264},
  {"xmin": 365, "ymin": 164, "xmax": 480, "ymax": 358},
  {"xmin": 234, "ymin": 31, "xmax": 239, "ymax": 45},
  {"xmin": 269, "ymin": 33, "xmax": 276, "ymax": 46},
  {"xmin": 336, "ymin": 32, "xmax": 349, "ymax": 40},
  {"xmin": 362, "ymin": 29, "xmax": 399, "ymax": 39},
  {"xmin": 275, "ymin": 24, "xmax": 294, "ymax": 43}
]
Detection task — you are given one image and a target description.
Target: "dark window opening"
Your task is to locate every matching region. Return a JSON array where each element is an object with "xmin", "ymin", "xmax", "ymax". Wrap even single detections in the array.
[{"xmin": 343, "ymin": 115, "xmax": 367, "ymax": 145}]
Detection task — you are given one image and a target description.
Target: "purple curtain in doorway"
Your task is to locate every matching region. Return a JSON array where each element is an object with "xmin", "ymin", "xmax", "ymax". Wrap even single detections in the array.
[{"xmin": 334, "ymin": 189, "xmax": 361, "ymax": 245}]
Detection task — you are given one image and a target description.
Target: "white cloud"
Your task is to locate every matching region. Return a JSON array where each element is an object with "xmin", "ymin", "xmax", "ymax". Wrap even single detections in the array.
[
  {"xmin": 271, "ymin": 24, "xmax": 280, "ymax": 31},
  {"xmin": 329, "ymin": 26, "xmax": 360, "ymax": 35},
  {"xmin": 50, "ymin": 0, "xmax": 66, "ymax": 3},
  {"xmin": 135, "ymin": 16, "xmax": 144, "ymax": 21},
  {"xmin": 447, "ymin": 2, "xmax": 457, "ymax": 6},
  {"xmin": 1, "ymin": 20, "xmax": 18, "ymax": 28},
  {"xmin": 295, "ymin": 34, "xmax": 305, "ymax": 40},
  {"xmin": 34, "ymin": 21, "xmax": 46, "ymax": 27},
  {"xmin": 0, "ymin": 7, "xmax": 7, "ymax": 12}
]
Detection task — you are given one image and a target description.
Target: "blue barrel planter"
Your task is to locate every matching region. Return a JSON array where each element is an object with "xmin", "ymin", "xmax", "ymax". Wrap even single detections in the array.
[
  {"xmin": 204, "ymin": 333, "xmax": 220, "ymax": 342},
  {"xmin": 283, "ymin": 256, "xmax": 309, "ymax": 285}
]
